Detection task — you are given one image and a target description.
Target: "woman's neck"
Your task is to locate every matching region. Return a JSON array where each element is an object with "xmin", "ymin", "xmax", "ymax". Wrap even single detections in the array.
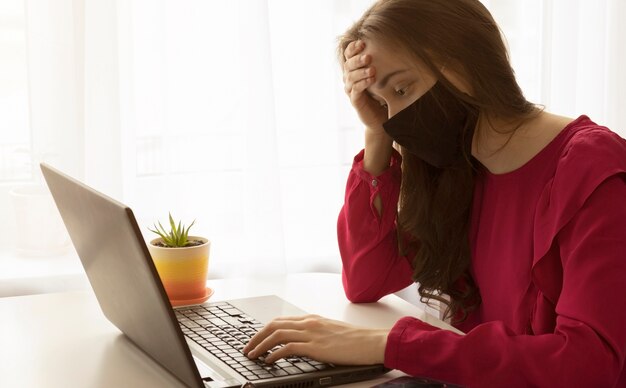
[{"xmin": 471, "ymin": 111, "xmax": 573, "ymax": 174}]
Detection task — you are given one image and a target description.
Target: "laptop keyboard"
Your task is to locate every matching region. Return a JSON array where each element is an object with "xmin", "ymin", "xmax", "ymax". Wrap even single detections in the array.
[{"xmin": 175, "ymin": 302, "xmax": 332, "ymax": 381}]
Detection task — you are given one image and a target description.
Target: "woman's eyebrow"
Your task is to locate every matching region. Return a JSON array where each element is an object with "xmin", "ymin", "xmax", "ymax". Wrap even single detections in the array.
[{"xmin": 376, "ymin": 69, "xmax": 409, "ymax": 89}]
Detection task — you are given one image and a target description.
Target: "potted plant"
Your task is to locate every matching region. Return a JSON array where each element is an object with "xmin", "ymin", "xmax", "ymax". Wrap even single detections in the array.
[{"xmin": 147, "ymin": 213, "xmax": 212, "ymax": 306}]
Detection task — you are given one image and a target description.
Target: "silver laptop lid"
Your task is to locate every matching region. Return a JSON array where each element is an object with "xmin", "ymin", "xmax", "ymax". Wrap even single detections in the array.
[{"xmin": 41, "ymin": 163, "xmax": 204, "ymax": 388}]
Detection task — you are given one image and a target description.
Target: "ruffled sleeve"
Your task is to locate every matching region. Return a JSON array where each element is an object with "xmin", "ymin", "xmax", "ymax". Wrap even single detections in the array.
[
  {"xmin": 532, "ymin": 126, "xmax": 626, "ymax": 318},
  {"xmin": 337, "ymin": 149, "xmax": 414, "ymax": 303},
  {"xmin": 384, "ymin": 126, "xmax": 626, "ymax": 387}
]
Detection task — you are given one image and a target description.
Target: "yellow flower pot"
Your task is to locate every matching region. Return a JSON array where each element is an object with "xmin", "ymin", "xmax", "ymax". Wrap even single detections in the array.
[{"xmin": 147, "ymin": 236, "xmax": 211, "ymax": 306}]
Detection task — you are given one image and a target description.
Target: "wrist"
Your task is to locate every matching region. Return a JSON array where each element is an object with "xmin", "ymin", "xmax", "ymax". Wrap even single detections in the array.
[
  {"xmin": 370, "ymin": 329, "xmax": 389, "ymax": 365},
  {"xmin": 364, "ymin": 128, "xmax": 394, "ymax": 176},
  {"xmin": 364, "ymin": 126, "xmax": 392, "ymax": 144}
]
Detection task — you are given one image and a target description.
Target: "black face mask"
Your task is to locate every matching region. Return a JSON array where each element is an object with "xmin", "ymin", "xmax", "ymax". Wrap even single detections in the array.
[{"xmin": 382, "ymin": 81, "xmax": 478, "ymax": 168}]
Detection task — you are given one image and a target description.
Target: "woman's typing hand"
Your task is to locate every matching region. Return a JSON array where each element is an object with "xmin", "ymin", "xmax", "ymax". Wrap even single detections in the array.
[{"xmin": 242, "ymin": 314, "xmax": 389, "ymax": 366}]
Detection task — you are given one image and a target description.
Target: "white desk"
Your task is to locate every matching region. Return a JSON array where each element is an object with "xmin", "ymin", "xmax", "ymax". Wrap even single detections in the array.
[{"xmin": 0, "ymin": 273, "xmax": 460, "ymax": 387}]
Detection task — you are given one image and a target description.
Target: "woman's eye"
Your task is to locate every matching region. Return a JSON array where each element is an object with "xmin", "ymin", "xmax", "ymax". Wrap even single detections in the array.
[{"xmin": 395, "ymin": 88, "xmax": 407, "ymax": 96}]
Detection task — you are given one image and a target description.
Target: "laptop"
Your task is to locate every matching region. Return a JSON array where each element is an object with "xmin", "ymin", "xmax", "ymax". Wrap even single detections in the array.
[{"xmin": 41, "ymin": 163, "xmax": 390, "ymax": 388}]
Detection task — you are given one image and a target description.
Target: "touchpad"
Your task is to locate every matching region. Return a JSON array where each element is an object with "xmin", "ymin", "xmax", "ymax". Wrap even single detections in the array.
[{"xmin": 227, "ymin": 295, "xmax": 307, "ymax": 324}]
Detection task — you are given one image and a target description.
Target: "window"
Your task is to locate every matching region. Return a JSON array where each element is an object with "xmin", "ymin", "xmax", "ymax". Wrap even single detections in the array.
[
  {"xmin": 2, "ymin": 0, "xmax": 624, "ymax": 297},
  {"xmin": 0, "ymin": 0, "xmax": 31, "ymax": 182}
]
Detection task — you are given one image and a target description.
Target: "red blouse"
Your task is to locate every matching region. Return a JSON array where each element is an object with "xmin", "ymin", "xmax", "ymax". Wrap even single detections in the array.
[{"xmin": 337, "ymin": 116, "xmax": 626, "ymax": 387}]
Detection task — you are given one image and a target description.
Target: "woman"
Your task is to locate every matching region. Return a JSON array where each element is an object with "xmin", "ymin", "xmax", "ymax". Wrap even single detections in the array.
[{"xmin": 244, "ymin": 0, "xmax": 626, "ymax": 386}]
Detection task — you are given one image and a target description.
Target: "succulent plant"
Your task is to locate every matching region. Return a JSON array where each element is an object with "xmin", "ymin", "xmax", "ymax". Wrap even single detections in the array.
[{"xmin": 149, "ymin": 213, "xmax": 196, "ymax": 247}]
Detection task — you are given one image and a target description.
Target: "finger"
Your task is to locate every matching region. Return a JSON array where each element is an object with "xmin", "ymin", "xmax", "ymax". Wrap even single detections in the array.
[
  {"xmin": 344, "ymin": 67, "xmax": 375, "ymax": 94},
  {"xmin": 247, "ymin": 329, "xmax": 308, "ymax": 359},
  {"xmin": 343, "ymin": 53, "xmax": 370, "ymax": 75},
  {"xmin": 243, "ymin": 319, "xmax": 306, "ymax": 354},
  {"xmin": 350, "ymin": 76, "xmax": 376, "ymax": 96},
  {"xmin": 274, "ymin": 315, "xmax": 312, "ymax": 321},
  {"xmin": 265, "ymin": 342, "xmax": 309, "ymax": 364},
  {"xmin": 343, "ymin": 39, "xmax": 365, "ymax": 61}
]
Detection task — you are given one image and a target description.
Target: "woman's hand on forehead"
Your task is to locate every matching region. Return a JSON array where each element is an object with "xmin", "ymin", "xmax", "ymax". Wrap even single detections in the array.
[{"xmin": 341, "ymin": 40, "xmax": 389, "ymax": 131}]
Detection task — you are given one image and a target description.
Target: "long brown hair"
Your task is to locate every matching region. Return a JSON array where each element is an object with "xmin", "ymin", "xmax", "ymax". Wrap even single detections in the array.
[{"xmin": 338, "ymin": 0, "xmax": 540, "ymax": 322}]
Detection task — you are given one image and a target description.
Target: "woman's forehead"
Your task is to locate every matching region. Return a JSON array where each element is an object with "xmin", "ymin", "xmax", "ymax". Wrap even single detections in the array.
[{"xmin": 362, "ymin": 39, "xmax": 430, "ymax": 75}]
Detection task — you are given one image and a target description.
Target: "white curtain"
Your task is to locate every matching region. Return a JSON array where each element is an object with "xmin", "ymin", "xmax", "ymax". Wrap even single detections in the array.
[
  {"xmin": 485, "ymin": 0, "xmax": 626, "ymax": 132},
  {"xmin": 114, "ymin": 0, "xmax": 373, "ymax": 278},
  {"xmin": 1, "ymin": 0, "xmax": 625, "ymax": 287}
]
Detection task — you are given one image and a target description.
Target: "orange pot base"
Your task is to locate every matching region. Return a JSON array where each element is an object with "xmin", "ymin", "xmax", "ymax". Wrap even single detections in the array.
[{"xmin": 170, "ymin": 287, "xmax": 214, "ymax": 307}]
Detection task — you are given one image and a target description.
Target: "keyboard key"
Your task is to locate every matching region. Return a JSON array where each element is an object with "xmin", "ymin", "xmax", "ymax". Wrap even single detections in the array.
[
  {"xmin": 223, "ymin": 308, "xmax": 243, "ymax": 316},
  {"xmin": 293, "ymin": 362, "xmax": 316, "ymax": 373},
  {"xmin": 221, "ymin": 316, "xmax": 245, "ymax": 326},
  {"xmin": 209, "ymin": 318, "xmax": 228, "ymax": 326},
  {"xmin": 283, "ymin": 366, "xmax": 303, "ymax": 375}
]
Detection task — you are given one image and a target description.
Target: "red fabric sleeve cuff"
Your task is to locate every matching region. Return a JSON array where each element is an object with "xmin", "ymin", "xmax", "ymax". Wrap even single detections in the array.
[
  {"xmin": 384, "ymin": 316, "xmax": 440, "ymax": 370},
  {"xmin": 351, "ymin": 148, "xmax": 402, "ymax": 183},
  {"xmin": 349, "ymin": 149, "xmax": 402, "ymax": 222}
]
